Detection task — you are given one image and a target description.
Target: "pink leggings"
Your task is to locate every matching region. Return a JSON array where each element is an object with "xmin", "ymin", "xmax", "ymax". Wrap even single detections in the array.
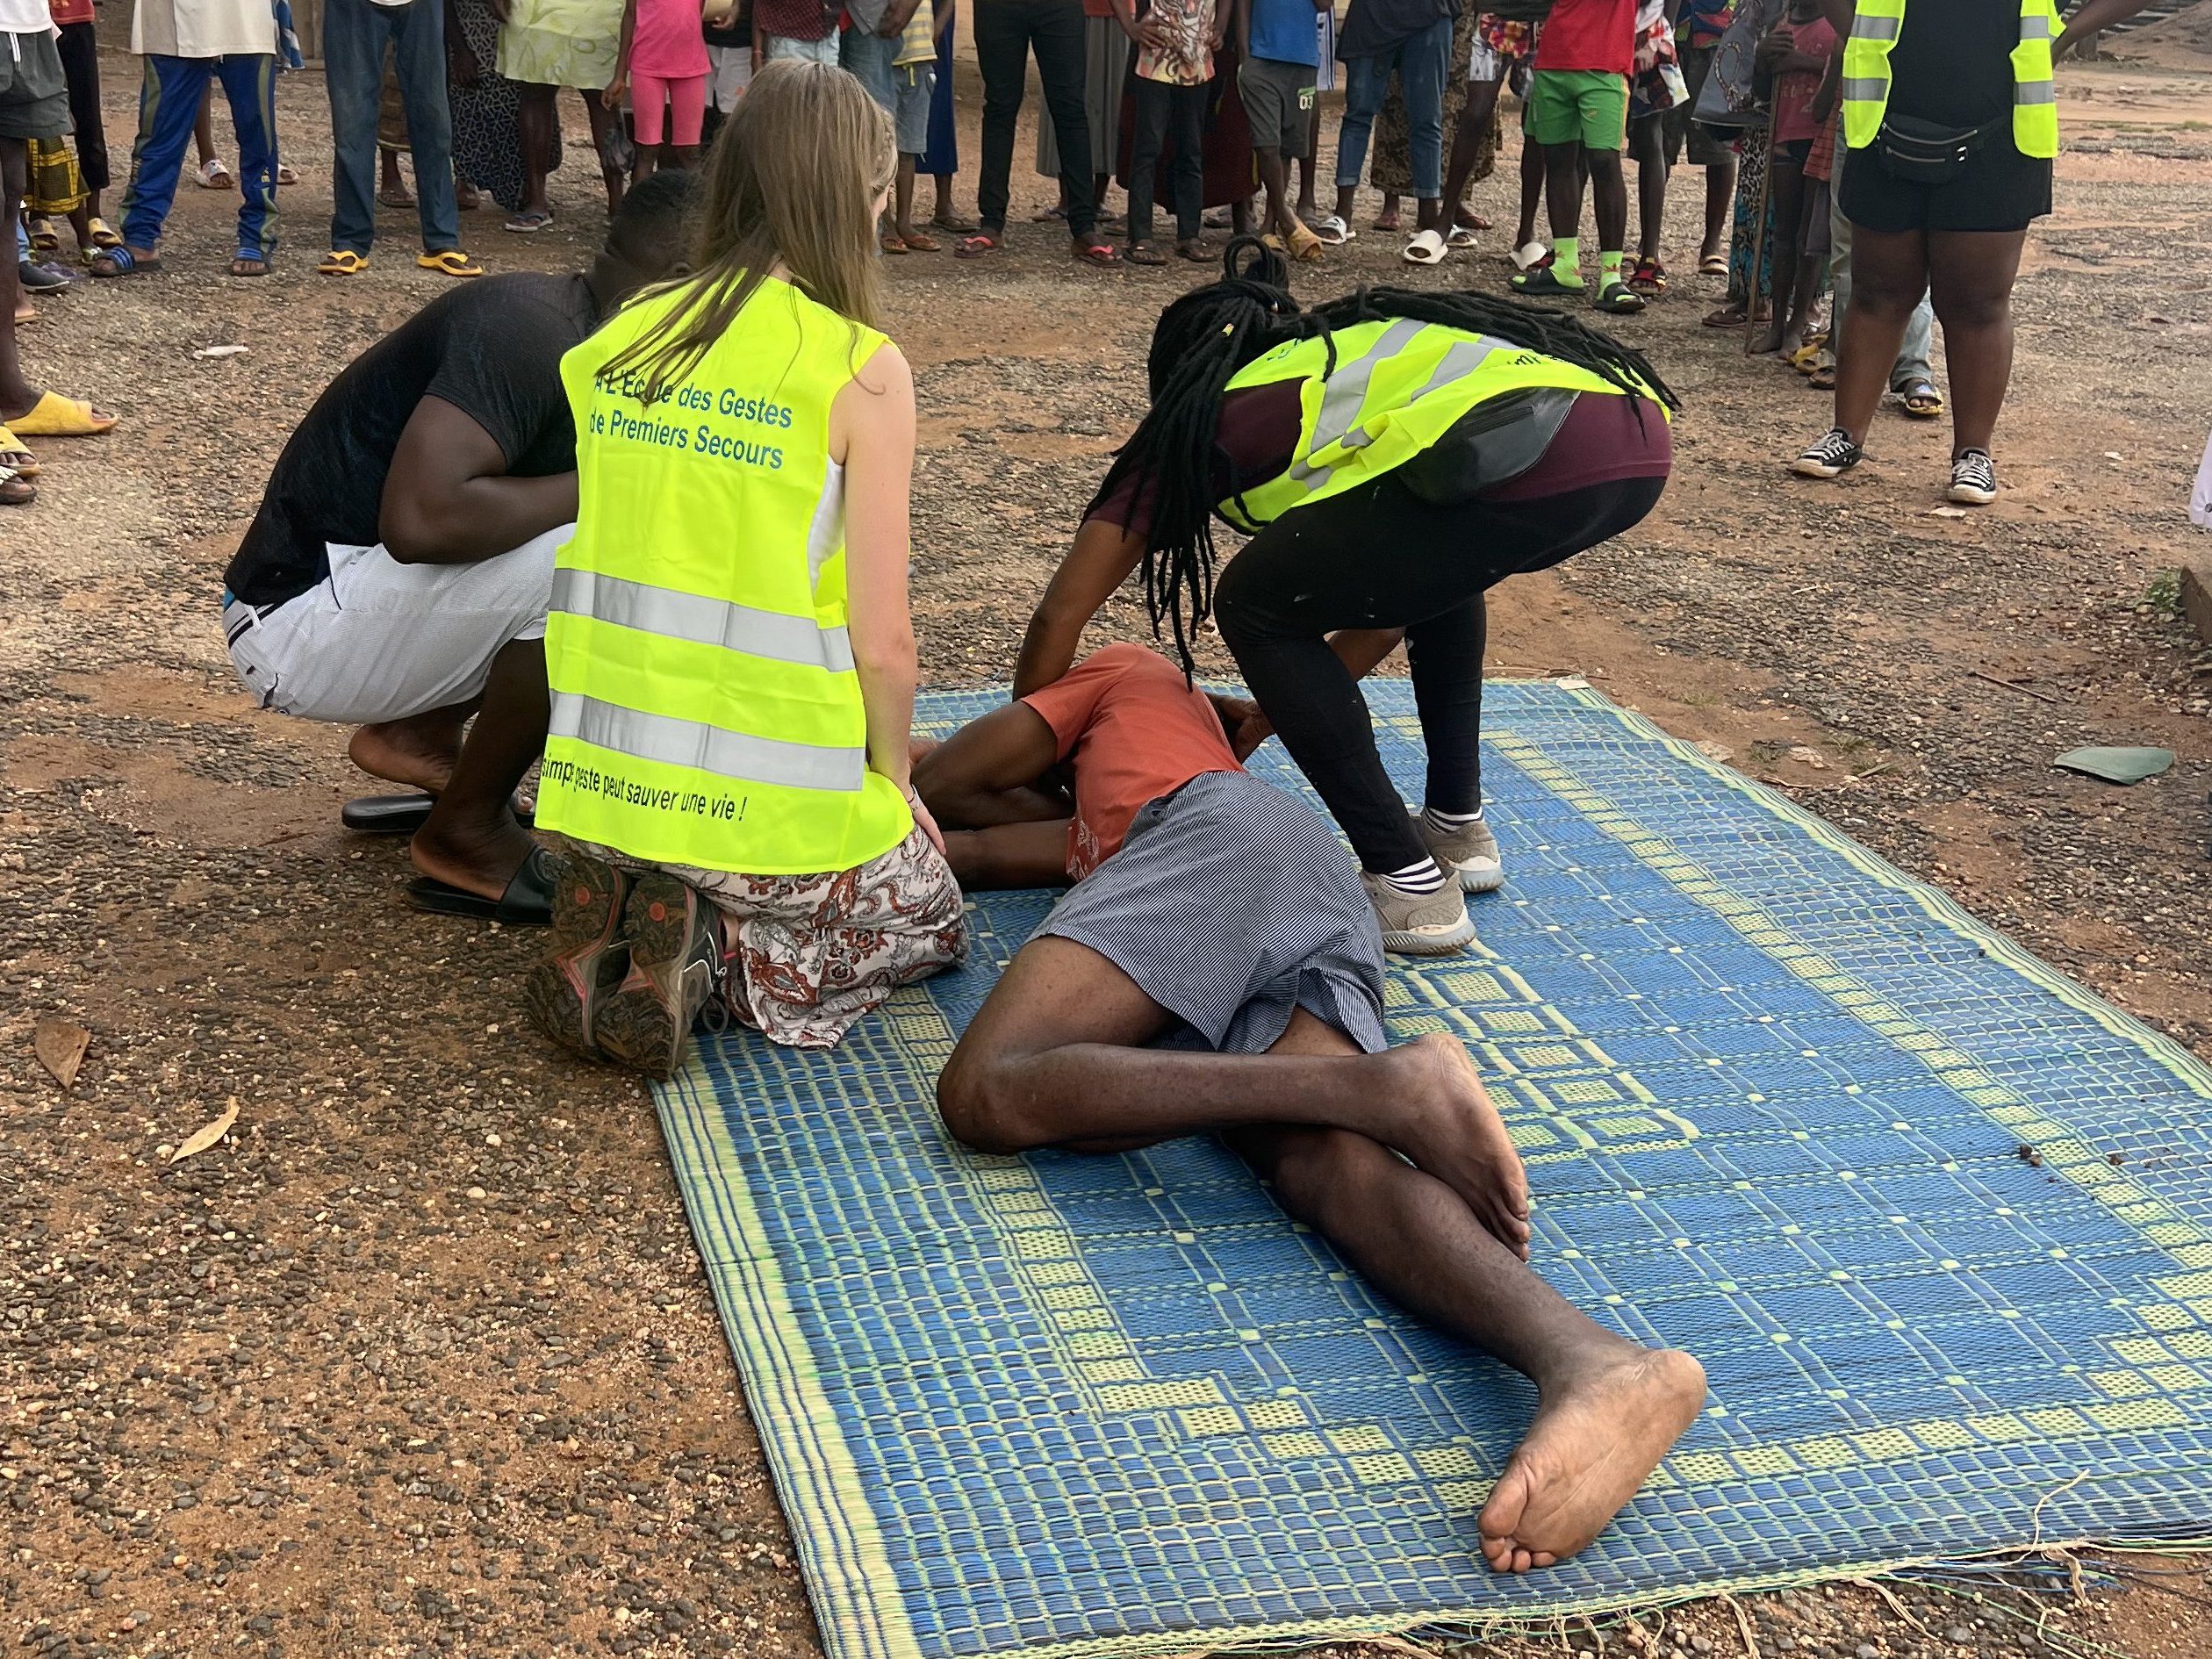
[{"xmin": 632, "ymin": 70, "xmax": 707, "ymax": 147}]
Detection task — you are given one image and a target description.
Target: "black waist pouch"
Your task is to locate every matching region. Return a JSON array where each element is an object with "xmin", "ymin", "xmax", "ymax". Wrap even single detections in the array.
[
  {"xmin": 1874, "ymin": 112, "xmax": 2007, "ymax": 186},
  {"xmin": 1394, "ymin": 386, "xmax": 1580, "ymax": 508}
]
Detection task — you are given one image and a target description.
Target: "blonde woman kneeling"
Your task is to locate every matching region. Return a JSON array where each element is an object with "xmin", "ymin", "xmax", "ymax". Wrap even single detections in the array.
[{"xmin": 526, "ymin": 61, "xmax": 966, "ymax": 1074}]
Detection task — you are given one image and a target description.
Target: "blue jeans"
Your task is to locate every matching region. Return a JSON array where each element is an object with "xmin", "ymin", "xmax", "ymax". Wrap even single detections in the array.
[
  {"xmin": 765, "ymin": 33, "xmax": 841, "ymax": 63},
  {"xmin": 1335, "ymin": 15, "xmax": 1451, "ymax": 200},
  {"xmin": 324, "ymin": 0, "xmax": 459, "ymax": 255},
  {"xmin": 119, "ymin": 54, "xmax": 279, "ymax": 261}
]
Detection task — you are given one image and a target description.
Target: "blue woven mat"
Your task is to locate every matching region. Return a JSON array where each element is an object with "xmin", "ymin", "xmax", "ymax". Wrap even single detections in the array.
[{"xmin": 657, "ymin": 681, "xmax": 2212, "ymax": 1659}]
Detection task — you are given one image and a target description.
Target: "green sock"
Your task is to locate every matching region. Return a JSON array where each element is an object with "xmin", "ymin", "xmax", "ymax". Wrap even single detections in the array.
[
  {"xmin": 1551, "ymin": 235, "xmax": 1584, "ymax": 287},
  {"xmin": 1600, "ymin": 249, "xmax": 1625, "ymax": 290}
]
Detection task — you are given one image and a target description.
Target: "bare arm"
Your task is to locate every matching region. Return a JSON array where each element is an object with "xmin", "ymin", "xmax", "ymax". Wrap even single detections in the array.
[
  {"xmin": 379, "ymin": 397, "xmax": 578, "ymax": 564},
  {"xmin": 605, "ymin": 0, "xmax": 636, "ymax": 104},
  {"xmin": 2056, "ymin": 0, "xmax": 2154, "ymax": 56},
  {"xmin": 1817, "ymin": 0, "xmax": 1850, "ymax": 38},
  {"xmin": 1013, "ymin": 517, "xmax": 1149, "ymax": 699},
  {"xmin": 833, "ymin": 341, "xmax": 923, "ymax": 803}
]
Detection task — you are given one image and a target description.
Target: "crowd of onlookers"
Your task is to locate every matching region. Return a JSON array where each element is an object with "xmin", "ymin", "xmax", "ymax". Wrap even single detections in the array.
[{"xmin": 0, "ymin": 0, "xmax": 2150, "ymax": 507}]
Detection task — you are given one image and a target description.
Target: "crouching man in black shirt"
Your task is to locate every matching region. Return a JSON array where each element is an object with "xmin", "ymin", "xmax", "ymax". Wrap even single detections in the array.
[{"xmin": 221, "ymin": 173, "xmax": 695, "ymax": 923}]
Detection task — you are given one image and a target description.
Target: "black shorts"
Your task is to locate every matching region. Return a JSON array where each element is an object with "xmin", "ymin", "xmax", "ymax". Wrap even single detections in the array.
[
  {"xmin": 0, "ymin": 28, "xmax": 71, "ymax": 142},
  {"xmin": 1838, "ymin": 133, "xmax": 2053, "ymax": 234}
]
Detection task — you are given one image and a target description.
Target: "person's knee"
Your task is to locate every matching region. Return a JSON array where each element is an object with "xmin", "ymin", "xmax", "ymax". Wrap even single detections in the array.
[
  {"xmin": 1932, "ymin": 282, "xmax": 2011, "ymax": 332},
  {"xmin": 935, "ymin": 1041, "xmax": 1045, "ymax": 1154},
  {"xmin": 1264, "ymin": 1127, "xmax": 1392, "ymax": 1229}
]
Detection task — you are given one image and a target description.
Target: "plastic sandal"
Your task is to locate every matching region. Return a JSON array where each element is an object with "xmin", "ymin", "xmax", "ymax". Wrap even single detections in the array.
[
  {"xmin": 87, "ymin": 217, "xmax": 122, "ymax": 249},
  {"xmin": 417, "ymin": 249, "xmax": 485, "ymax": 278},
  {"xmin": 196, "ymin": 158, "xmax": 233, "ymax": 190},
  {"xmin": 1445, "ymin": 225, "xmax": 1478, "ymax": 248},
  {"xmin": 1510, "ymin": 240, "xmax": 1549, "ymax": 270},
  {"xmin": 952, "ymin": 233, "xmax": 1002, "ymax": 259},
  {"xmin": 318, "ymin": 249, "xmax": 370, "ymax": 276},
  {"xmin": 1628, "ymin": 256, "xmax": 1667, "ymax": 298},
  {"xmin": 503, "ymin": 210, "xmax": 554, "ymax": 233},
  {"xmin": 1311, "ymin": 215, "xmax": 1354, "ymax": 246},
  {"xmin": 1512, "ymin": 267, "xmax": 1583, "ymax": 298},
  {"xmin": 1594, "ymin": 280, "xmax": 1646, "ymax": 315},
  {"xmin": 1073, "ymin": 241, "xmax": 1120, "ymax": 267},
  {"xmin": 0, "ymin": 464, "xmax": 33, "ymax": 507},
  {"xmin": 28, "ymin": 218, "xmax": 58, "ymax": 253},
  {"xmin": 89, "ymin": 246, "xmax": 159, "ymax": 279},
  {"xmin": 8, "ymin": 391, "xmax": 118, "ymax": 437},
  {"xmin": 1897, "ymin": 377, "xmax": 1944, "ymax": 419},
  {"xmin": 1403, "ymin": 228, "xmax": 1448, "ymax": 266},
  {"xmin": 0, "ymin": 425, "xmax": 37, "ymax": 478}
]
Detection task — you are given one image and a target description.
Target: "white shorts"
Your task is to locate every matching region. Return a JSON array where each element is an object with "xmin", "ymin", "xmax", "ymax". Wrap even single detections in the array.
[
  {"xmin": 707, "ymin": 44, "xmax": 750, "ymax": 112},
  {"xmin": 222, "ymin": 527, "xmax": 569, "ymax": 726}
]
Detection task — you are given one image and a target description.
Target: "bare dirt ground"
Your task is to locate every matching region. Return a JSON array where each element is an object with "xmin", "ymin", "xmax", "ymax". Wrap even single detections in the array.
[{"xmin": 4, "ymin": 14, "xmax": 2209, "ymax": 1659}]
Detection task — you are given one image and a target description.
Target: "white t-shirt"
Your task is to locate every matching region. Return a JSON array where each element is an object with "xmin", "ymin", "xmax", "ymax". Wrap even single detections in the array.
[
  {"xmin": 132, "ymin": 0, "xmax": 274, "ymax": 57},
  {"xmin": 0, "ymin": 0, "xmax": 53, "ymax": 40}
]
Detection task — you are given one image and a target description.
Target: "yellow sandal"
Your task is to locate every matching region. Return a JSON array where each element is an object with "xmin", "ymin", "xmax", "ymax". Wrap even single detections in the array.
[
  {"xmin": 318, "ymin": 249, "xmax": 370, "ymax": 276},
  {"xmin": 0, "ymin": 425, "xmax": 38, "ymax": 478},
  {"xmin": 417, "ymin": 249, "xmax": 484, "ymax": 278},
  {"xmin": 7, "ymin": 391, "xmax": 117, "ymax": 437}
]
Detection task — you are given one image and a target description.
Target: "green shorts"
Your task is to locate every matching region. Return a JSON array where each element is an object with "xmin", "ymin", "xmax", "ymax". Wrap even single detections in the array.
[{"xmin": 1525, "ymin": 68, "xmax": 1628, "ymax": 153}]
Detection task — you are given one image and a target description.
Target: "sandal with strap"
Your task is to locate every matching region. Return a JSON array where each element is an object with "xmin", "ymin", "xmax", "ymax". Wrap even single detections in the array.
[
  {"xmin": 1627, "ymin": 256, "xmax": 1667, "ymax": 297},
  {"xmin": 0, "ymin": 464, "xmax": 33, "ymax": 507},
  {"xmin": 0, "ymin": 425, "xmax": 37, "ymax": 478},
  {"xmin": 1073, "ymin": 239, "xmax": 1120, "ymax": 267},
  {"xmin": 319, "ymin": 249, "xmax": 370, "ymax": 276},
  {"xmin": 1897, "ymin": 377, "xmax": 1944, "ymax": 419},
  {"xmin": 417, "ymin": 249, "xmax": 485, "ymax": 278}
]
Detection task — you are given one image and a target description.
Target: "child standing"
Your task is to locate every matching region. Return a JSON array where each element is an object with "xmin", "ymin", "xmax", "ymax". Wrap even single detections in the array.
[
  {"xmin": 1752, "ymin": 0, "xmax": 1834, "ymax": 356},
  {"xmin": 607, "ymin": 0, "xmax": 714, "ymax": 180},
  {"xmin": 1239, "ymin": 0, "xmax": 1327, "ymax": 258},
  {"xmin": 1125, "ymin": 0, "xmax": 1224, "ymax": 265},
  {"xmin": 1511, "ymin": 0, "xmax": 1643, "ymax": 314}
]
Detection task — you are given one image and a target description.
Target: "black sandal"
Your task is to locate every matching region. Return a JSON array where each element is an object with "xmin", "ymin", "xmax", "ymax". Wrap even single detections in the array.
[{"xmin": 405, "ymin": 846, "xmax": 559, "ymax": 924}]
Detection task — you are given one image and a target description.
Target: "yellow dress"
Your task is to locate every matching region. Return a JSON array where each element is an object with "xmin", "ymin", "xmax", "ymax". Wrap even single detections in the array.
[{"xmin": 495, "ymin": 0, "xmax": 625, "ymax": 91}]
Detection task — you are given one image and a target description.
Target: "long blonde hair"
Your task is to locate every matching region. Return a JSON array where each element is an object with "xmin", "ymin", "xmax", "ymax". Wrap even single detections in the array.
[{"xmin": 597, "ymin": 59, "xmax": 895, "ymax": 405}]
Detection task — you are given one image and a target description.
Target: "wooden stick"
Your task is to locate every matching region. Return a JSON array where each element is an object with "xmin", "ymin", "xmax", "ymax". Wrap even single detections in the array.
[
  {"xmin": 1968, "ymin": 667, "xmax": 2063, "ymax": 705},
  {"xmin": 1744, "ymin": 113, "xmax": 1777, "ymax": 356}
]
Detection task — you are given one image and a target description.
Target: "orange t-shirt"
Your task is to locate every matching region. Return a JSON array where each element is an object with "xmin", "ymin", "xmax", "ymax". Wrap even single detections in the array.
[{"xmin": 1020, "ymin": 643, "xmax": 1244, "ymax": 880}]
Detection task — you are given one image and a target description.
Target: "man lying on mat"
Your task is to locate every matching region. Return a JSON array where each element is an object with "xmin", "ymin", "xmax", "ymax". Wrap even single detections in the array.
[
  {"xmin": 916, "ymin": 642, "xmax": 1707, "ymax": 1574},
  {"xmin": 218, "ymin": 173, "xmax": 696, "ymax": 924}
]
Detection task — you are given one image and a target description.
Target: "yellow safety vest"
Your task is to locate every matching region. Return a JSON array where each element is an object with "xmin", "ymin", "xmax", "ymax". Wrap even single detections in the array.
[
  {"xmin": 1217, "ymin": 320, "xmax": 1666, "ymax": 533},
  {"xmin": 1842, "ymin": 0, "xmax": 2061, "ymax": 161},
  {"xmin": 536, "ymin": 276, "xmax": 914, "ymax": 875}
]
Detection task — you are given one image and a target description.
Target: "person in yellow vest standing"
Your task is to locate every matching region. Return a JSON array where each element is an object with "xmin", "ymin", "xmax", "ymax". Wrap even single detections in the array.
[
  {"xmin": 1791, "ymin": 0, "xmax": 2154, "ymax": 506},
  {"xmin": 1015, "ymin": 240, "xmax": 1678, "ymax": 958},
  {"xmin": 525, "ymin": 60, "xmax": 967, "ymax": 1076}
]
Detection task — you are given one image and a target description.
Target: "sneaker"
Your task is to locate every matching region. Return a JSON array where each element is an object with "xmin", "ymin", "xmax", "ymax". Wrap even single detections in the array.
[
  {"xmin": 1414, "ymin": 813, "xmax": 1505, "ymax": 894},
  {"xmin": 521, "ymin": 851, "xmax": 634, "ymax": 1059},
  {"xmin": 1359, "ymin": 873, "xmax": 1477, "ymax": 957},
  {"xmin": 1791, "ymin": 427, "xmax": 1863, "ymax": 480},
  {"xmin": 594, "ymin": 873, "xmax": 725, "ymax": 1080},
  {"xmin": 1947, "ymin": 449, "xmax": 1998, "ymax": 506}
]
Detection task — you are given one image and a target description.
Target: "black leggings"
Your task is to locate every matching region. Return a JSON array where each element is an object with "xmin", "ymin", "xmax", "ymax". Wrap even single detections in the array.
[{"xmin": 1212, "ymin": 470, "xmax": 1666, "ymax": 875}]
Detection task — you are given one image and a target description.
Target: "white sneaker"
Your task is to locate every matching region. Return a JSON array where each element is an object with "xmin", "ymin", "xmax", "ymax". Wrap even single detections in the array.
[
  {"xmin": 1360, "ymin": 873, "xmax": 1477, "ymax": 956},
  {"xmin": 1414, "ymin": 813, "xmax": 1505, "ymax": 894},
  {"xmin": 1947, "ymin": 449, "xmax": 1998, "ymax": 505}
]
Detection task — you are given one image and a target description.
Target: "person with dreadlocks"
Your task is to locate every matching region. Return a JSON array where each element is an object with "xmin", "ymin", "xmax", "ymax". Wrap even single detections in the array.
[
  {"xmin": 915, "ymin": 638, "xmax": 1710, "ymax": 1576},
  {"xmin": 1015, "ymin": 240, "xmax": 1677, "ymax": 955}
]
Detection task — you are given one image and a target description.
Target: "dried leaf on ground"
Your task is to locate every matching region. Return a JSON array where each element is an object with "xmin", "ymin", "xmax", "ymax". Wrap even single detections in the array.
[
  {"xmin": 169, "ymin": 1098, "xmax": 241, "ymax": 1164},
  {"xmin": 32, "ymin": 1016, "xmax": 90, "ymax": 1091}
]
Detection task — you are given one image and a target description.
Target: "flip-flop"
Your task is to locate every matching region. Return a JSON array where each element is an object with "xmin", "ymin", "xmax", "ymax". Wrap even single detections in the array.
[
  {"xmin": 931, "ymin": 214, "xmax": 981, "ymax": 234},
  {"xmin": 0, "ymin": 426, "xmax": 37, "ymax": 478},
  {"xmin": 1073, "ymin": 240, "xmax": 1120, "ymax": 267},
  {"xmin": 417, "ymin": 249, "xmax": 485, "ymax": 277},
  {"xmin": 880, "ymin": 233, "xmax": 912, "ymax": 255},
  {"xmin": 7, "ymin": 391, "xmax": 117, "ymax": 436},
  {"xmin": 1126, "ymin": 241, "xmax": 1168, "ymax": 266},
  {"xmin": 1702, "ymin": 305, "xmax": 1747, "ymax": 327},
  {"xmin": 1898, "ymin": 378, "xmax": 1944, "ymax": 419},
  {"xmin": 318, "ymin": 249, "xmax": 370, "ymax": 276},
  {"xmin": 898, "ymin": 229, "xmax": 940, "ymax": 252},
  {"xmin": 503, "ymin": 210, "xmax": 554, "ymax": 233},
  {"xmin": 952, "ymin": 233, "xmax": 1002, "ymax": 259},
  {"xmin": 1311, "ymin": 214, "xmax": 1354, "ymax": 246},
  {"xmin": 1403, "ymin": 228, "xmax": 1448, "ymax": 266},
  {"xmin": 406, "ymin": 846, "xmax": 558, "ymax": 925},
  {"xmin": 89, "ymin": 246, "xmax": 160, "ymax": 279},
  {"xmin": 196, "ymin": 158, "xmax": 234, "ymax": 190},
  {"xmin": 1809, "ymin": 365, "xmax": 1836, "ymax": 391},
  {"xmin": 341, "ymin": 793, "xmax": 537, "ymax": 835}
]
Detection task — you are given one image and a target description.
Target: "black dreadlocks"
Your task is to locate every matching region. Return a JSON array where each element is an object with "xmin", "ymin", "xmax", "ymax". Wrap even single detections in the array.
[{"xmin": 1088, "ymin": 236, "xmax": 1682, "ymax": 677}]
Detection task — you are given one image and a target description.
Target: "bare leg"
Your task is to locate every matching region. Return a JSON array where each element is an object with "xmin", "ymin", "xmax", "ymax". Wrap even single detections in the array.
[
  {"xmin": 1927, "ymin": 227, "xmax": 2027, "ymax": 459},
  {"xmin": 514, "ymin": 83, "xmax": 557, "ymax": 218},
  {"xmin": 348, "ymin": 700, "xmax": 477, "ymax": 793},
  {"xmin": 1699, "ymin": 155, "xmax": 1734, "ymax": 264},
  {"xmin": 1516, "ymin": 131, "xmax": 1545, "ymax": 248},
  {"xmin": 1586, "ymin": 147, "xmax": 1626, "ymax": 256},
  {"xmin": 1375, "ymin": 190, "xmax": 1402, "ymax": 232},
  {"xmin": 1256, "ymin": 145, "xmax": 1292, "ymax": 239},
  {"xmin": 1296, "ymin": 103, "xmax": 1322, "ymax": 218},
  {"xmin": 408, "ymin": 638, "xmax": 547, "ymax": 901},
  {"xmin": 1438, "ymin": 76, "xmax": 1504, "ymax": 229},
  {"xmin": 1830, "ymin": 225, "xmax": 1928, "ymax": 443},
  {"xmin": 195, "ymin": 88, "xmax": 218, "ymax": 169},
  {"xmin": 0, "ymin": 137, "xmax": 41, "ymax": 423},
  {"xmin": 1751, "ymin": 155, "xmax": 1806, "ymax": 352},
  {"xmin": 937, "ymin": 934, "xmax": 1532, "ymax": 1250},
  {"xmin": 379, "ymin": 147, "xmax": 413, "ymax": 205},
  {"xmin": 583, "ymin": 91, "xmax": 626, "ymax": 214},
  {"xmin": 1228, "ymin": 1012, "xmax": 1705, "ymax": 1574},
  {"xmin": 1627, "ymin": 114, "xmax": 1665, "ymax": 262}
]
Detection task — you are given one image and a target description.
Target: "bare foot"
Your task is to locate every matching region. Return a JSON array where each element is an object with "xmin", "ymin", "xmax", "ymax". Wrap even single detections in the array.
[
  {"xmin": 1381, "ymin": 1034, "xmax": 1532, "ymax": 1256},
  {"xmin": 1478, "ymin": 1347, "xmax": 1707, "ymax": 1573},
  {"xmin": 1751, "ymin": 319, "xmax": 1786, "ymax": 355},
  {"xmin": 348, "ymin": 711, "xmax": 469, "ymax": 794},
  {"xmin": 1373, "ymin": 210, "xmax": 1403, "ymax": 233},
  {"xmin": 410, "ymin": 811, "xmax": 538, "ymax": 903}
]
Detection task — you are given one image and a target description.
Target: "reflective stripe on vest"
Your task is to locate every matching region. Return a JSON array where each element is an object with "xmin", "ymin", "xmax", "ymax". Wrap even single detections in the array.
[
  {"xmin": 535, "ymin": 276, "xmax": 913, "ymax": 876},
  {"xmin": 1217, "ymin": 320, "xmax": 1663, "ymax": 531},
  {"xmin": 1842, "ymin": 0, "xmax": 2060, "ymax": 162},
  {"xmin": 549, "ymin": 566, "xmax": 856, "ymax": 674}
]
